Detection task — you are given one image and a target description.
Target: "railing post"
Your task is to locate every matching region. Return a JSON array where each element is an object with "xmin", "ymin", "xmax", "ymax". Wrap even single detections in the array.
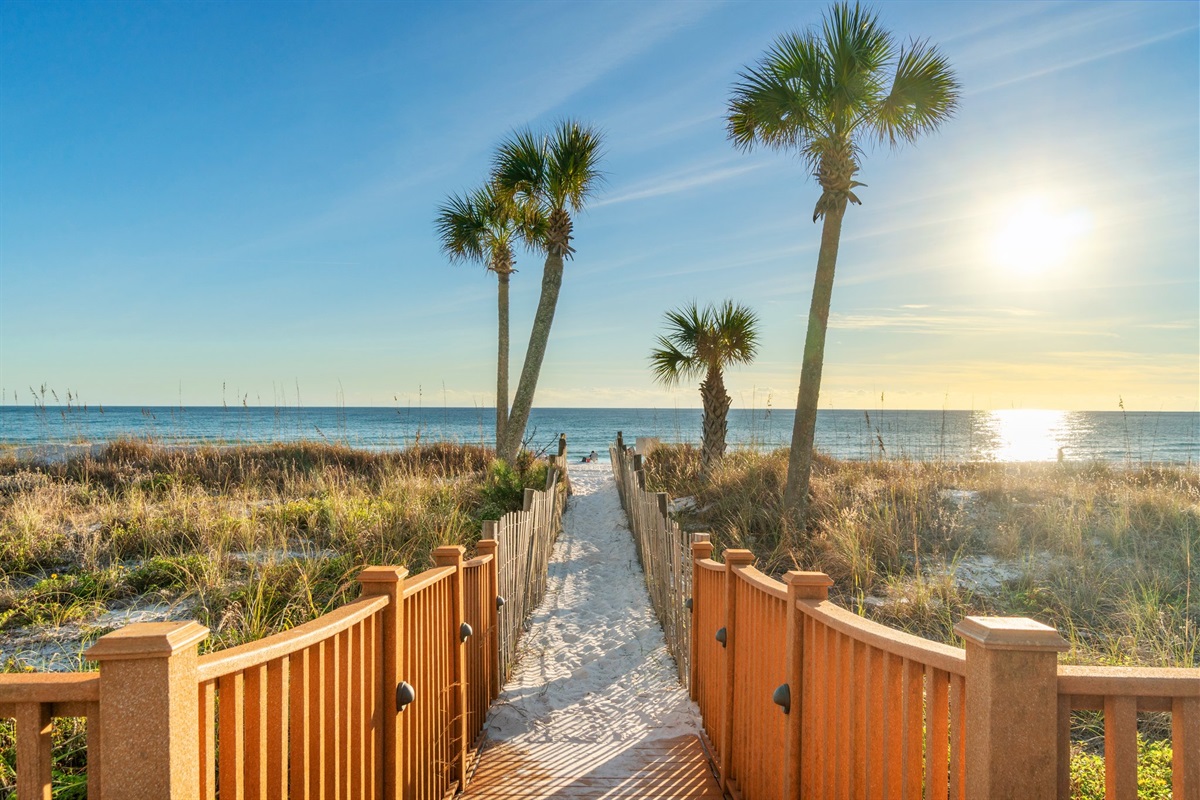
[
  {"xmin": 434, "ymin": 545, "xmax": 469, "ymax": 790},
  {"xmin": 85, "ymin": 621, "xmax": 209, "ymax": 800},
  {"xmin": 782, "ymin": 571, "xmax": 833, "ymax": 800},
  {"xmin": 954, "ymin": 616, "xmax": 1068, "ymax": 800},
  {"xmin": 689, "ymin": 533, "xmax": 713, "ymax": 698},
  {"xmin": 359, "ymin": 566, "xmax": 408, "ymax": 800},
  {"xmin": 616, "ymin": 430, "xmax": 624, "ymax": 452},
  {"xmin": 720, "ymin": 548, "xmax": 755, "ymax": 794},
  {"xmin": 476, "ymin": 535, "xmax": 502, "ymax": 700}
]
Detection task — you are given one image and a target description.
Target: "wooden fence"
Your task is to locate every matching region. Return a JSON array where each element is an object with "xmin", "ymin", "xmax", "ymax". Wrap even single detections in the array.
[
  {"xmin": 619, "ymin": 435, "xmax": 1198, "ymax": 800},
  {"xmin": 0, "ymin": 456, "xmax": 567, "ymax": 800},
  {"xmin": 609, "ymin": 433, "xmax": 690, "ymax": 685}
]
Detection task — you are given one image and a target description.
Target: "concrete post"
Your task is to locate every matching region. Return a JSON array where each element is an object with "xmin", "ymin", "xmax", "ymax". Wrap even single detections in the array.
[
  {"xmin": 85, "ymin": 621, "xmax": 209, "ymax": 800},
  {"xmin": 954, "ymin": 616, "xmax": 1068, "ymax": 800},
  {"xmin": 359, "ymin": 565, "xmax": 408, "ymax": 800}
]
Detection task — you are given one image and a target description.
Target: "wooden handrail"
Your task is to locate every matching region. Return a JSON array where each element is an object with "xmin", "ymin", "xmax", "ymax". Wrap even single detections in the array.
[
  {"xmin": 731, "ymin": 562, "xmax": 789, "ymax": 601},
  {"xmin": 800, "ymin": 598, "xmax": 967, "ymax": 675},
  {"xmin": 401, "ymin": 564, "xmax": 456, "ymax": 599},
  {"xmin": 0, "ymin": 673, "xmax": 100, "ymax": 704},
  {"xmin": 1058, "ymin": 664, "xmax": 1200, "ymax": 697},
  {"xmin": 196, "ymin": 594, "xmax": 388, "ymax": 682}
]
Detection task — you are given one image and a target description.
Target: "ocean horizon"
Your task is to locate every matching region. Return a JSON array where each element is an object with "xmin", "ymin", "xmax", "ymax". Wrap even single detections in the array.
[{"xmin": 1, "ymin": 405, "xmax": 1196, "ymax": 466}]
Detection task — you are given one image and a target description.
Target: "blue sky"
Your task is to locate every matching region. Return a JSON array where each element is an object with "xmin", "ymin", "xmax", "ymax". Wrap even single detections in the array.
[{"xmin": 2, "ymin": 1, "xmax": 1197, "ymax": 411}]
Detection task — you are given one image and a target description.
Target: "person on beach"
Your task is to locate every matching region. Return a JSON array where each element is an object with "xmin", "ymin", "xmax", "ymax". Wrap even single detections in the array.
[{"xmin": 580, "ymin": 450, "xmax": 599, "ymax": 463}]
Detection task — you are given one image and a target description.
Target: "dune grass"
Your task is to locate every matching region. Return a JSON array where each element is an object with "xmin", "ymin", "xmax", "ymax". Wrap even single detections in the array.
[
  {"xmin": 648, "ymin": 443, "xmax": 1198, "ymax": 668},
  {"xmin": 0, "ymin": 439, "xmax": 549, "ymax": 796}
]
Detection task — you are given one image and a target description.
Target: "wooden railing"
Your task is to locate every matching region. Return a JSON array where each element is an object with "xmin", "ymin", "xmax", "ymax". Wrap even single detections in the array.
[
  {"xmin": 617, "ymin": 435, "xmax": 1198, "ymax": 800},
  {"xmin": 0, "ymin": 459, "xmax": 567, "ymax": 800},
  {"xmin": 609, "ymin": 434, "xmax": 690, "ymax": 685}
]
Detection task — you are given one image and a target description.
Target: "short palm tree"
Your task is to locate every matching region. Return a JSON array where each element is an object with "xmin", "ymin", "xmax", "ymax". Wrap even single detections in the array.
[
  {"xmin": 436, "ymin": 183, "xmax": 532, "ymax": 451},
  {"xmin": 727, "ymin": 2, "xmax": 959, "ymax": 532},
  {"xmin": 492, "ymin": 120, "xmax": 604, "ymax": 462},
  {"xmin": 650, "ymin": 301, "xmax": 759, "ymax": 473}
]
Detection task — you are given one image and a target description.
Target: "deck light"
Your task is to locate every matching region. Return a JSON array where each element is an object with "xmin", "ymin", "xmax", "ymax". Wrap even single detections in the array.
[
  {"xmin": 685, "ymin": 597, "xmax": 693, "ymax": 612},
  {"xmin": 397, "ymin": 681, "xmax": 416, "ymax": 712},
  {"xmin": 715, "ymin": 627, "xmax": 727, "ymax": 647},
  {"xmin": 496, "ymin": 595, "xmax": 506, "ymax": 609},
  {"xmin": 460, "ymin": 622, "xmax": 473, "ymax": 642},
  {"xmin": 773, "ymin": 683, "xmax": 791, "ymax": 714}
]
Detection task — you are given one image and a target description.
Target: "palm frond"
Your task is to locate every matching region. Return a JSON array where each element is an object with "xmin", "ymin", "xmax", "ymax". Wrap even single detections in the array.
[
  {"xmin": 727, "ymin": 32, "xmax": 827, "ymax": 159},
  {"xmin": 492, "ymin": 128, "xmax": 548, "ymax": 206},
  {"xmin": 548, "ymin": 119, "xmax": 605, "ymax": 214},
  {"xmin": 821, "ymin": 2, "xmax": 891, "ymax": 125},
  {"xmin": 873, "ymin": 38, "xmax": 960, "ymax": 147},
  {"xmin": 435, "ymin": 191, "xmax": 488, "ymax": 265},
  {"xmin": 649, "ymin": 337, "xmax": 700, "ymax": 388}
]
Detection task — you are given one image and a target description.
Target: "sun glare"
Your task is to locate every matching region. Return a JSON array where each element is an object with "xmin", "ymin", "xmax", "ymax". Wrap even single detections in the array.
[
  {"xmin": 990, "ymin": 197, "xmax": 1092, "ymax": 276},
  {"xmin": 982, "ymin": 409, "xmax": 1070, "ymax": 462}
]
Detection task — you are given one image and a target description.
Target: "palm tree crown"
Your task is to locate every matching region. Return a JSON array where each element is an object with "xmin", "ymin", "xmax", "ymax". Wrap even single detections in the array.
[
  {"xmin": 727, "ymin": 2, "xmax": 959, "ymax": 220},
  {"xmin": 435, "ymin": 183, "xmax": 524, "ymax": 276},
  {"xmin": 492, "ymin": 121, "xmax": 605, "ymax": 259},
  {"xmin": 650, "ymin": 301, "xmax": 759, "ymax": 387}
]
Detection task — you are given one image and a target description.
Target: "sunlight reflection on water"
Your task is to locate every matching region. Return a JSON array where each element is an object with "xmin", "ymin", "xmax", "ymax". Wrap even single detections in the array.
[{"xmin": 978, "ymin": 409, "xmax": 1072, "ymax": 462}]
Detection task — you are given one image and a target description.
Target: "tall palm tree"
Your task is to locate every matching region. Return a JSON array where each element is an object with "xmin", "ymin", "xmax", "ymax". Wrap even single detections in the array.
[
  {"xmin": 727, "ymin": 2, "xmax": 959, "ymax": 533},
  {"xmin": 650, "ymin": 301, "xmax": 759, "ymax": 473},
  {"xmin": 492, "ymin": 120, "xmax": 604, "ymax": 462},
  {"xmin": 435, "ymin": 183, "xmax": 530, "ymax": 451}
]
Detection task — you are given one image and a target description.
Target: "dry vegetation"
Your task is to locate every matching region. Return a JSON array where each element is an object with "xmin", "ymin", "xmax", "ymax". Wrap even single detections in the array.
[
  {"xmin": 648, "ymin": 444, "xmax": 1199, "ymax": 669},
  {"xmin": 0, "ymin": 439, "xmax": 550, "ymax": 795}
]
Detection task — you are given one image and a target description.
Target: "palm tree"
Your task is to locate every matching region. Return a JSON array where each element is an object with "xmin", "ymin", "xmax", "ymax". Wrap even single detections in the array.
[
  {"xmin": 492, "ymin": 120, "xmax": 604, "ymax": 462},
  {"xmin": 435, "ymin": 183, "xmax": 531, "ymax": 451},
  {"xmin": 650, "ymin": 301, "xmax": 759, "ymax": 473},
  {"xmin": 727, "ymin": 2, "xmax": 959, "ymax": 533}
]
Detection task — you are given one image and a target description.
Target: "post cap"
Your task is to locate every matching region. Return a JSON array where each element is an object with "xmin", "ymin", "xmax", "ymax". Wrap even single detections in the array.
[
  {"xmin": 475, "ymin": 539, "xmax": 498, "ymax": 555},
  {"xmin": 433, "ymin": 545, "xmax": 466, "ymax": 566},
  {"xmin": 86, "ymin": 621, "xmax": 209, "ymax": 662},
  {"xmin": 954, "ymin": 616, "xmax": 1069, "ymax": 651},
  {"xmin": 691, "ymin": 533, "xmax": 711, "ymax": 544},
  {"xmin": 358, "ymin": 566, "xmax": 409, "ymax": 585},
  {"xmin": 724, "ymin": 548, "xmax": 755, "ymax": 566}
]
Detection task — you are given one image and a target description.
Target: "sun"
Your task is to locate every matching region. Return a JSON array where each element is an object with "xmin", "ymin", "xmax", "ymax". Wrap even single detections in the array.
[{"xmin": 990, "ymin": 196, "xmax": 1092, "ymax": 276}]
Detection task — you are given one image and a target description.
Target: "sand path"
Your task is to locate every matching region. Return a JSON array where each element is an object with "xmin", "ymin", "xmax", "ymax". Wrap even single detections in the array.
[{"xmin": 466, "ymin": 462, "xmax": 715, "ymax": 796}]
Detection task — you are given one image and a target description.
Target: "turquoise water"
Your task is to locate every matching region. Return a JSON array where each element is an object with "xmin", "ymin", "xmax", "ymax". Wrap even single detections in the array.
[{"xmin": 0, "ymin": 406, "xmax": 1196, "ymax": 465}]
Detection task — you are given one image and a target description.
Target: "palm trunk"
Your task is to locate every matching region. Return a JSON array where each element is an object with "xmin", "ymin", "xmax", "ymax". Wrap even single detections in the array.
[
  {"xmin": 783, "ymin": 200, "xmax": 847, "ymax": 537},
  {"xmin": 496, "ymin": 271, "xmax": 510, "ymax": 452},
  {"xmin": 699, "ymin": 365, "xmax": 731, "ymax": 475},
  {"xmin": 498, "ymin": 249, "xmax": 564, "ymax": 462}
]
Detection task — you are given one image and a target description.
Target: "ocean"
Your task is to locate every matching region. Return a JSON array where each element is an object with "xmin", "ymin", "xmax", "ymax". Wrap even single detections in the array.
[{"xmin": 1, "ymin": 405, "xmax": 1196, "ymax": 465}]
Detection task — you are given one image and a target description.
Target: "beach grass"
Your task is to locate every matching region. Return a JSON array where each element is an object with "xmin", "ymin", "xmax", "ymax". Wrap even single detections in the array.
[
  {"xmin": 0, "ymin": 439, "xmax": 550, "ymax": 795},
  {"xmin": 648, "ymin": 443, "xmax": 1198, "ymax": 668}
]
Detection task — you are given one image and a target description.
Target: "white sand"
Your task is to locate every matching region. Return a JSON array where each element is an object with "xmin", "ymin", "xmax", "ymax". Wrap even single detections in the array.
[{"xmin": 479, "ymin": 461, "xmax": 703, "ymax": 755}]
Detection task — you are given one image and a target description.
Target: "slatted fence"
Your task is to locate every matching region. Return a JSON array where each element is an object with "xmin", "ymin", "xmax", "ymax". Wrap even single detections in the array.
[{"xmin": 610, "ymin": 435, "xmax": 690, "ymax": 685}]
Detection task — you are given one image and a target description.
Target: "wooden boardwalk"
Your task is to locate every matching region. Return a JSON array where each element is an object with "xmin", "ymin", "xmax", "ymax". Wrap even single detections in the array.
[{"xmin": 464, "ymin": 734, "xmax": 724, "ymax": 799}]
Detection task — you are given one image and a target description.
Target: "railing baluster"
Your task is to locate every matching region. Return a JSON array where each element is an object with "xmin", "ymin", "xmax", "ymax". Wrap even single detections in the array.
[
  {"xmin": 218, "ymin": 670, "xmax": 246, "ymax": 800},
  {"xmin": 199, "ymin": 681, "xmax": 217, "ymax": 800},
  {"xmin": 265, "ymin": 657, "xmax": 288, "ymax": 800},
  {"xmin": 925, "ymin": 666, "xmax": 949, "ymax": 800},
  {"xmin": 244, "ymin": 663, "xmax": 267, "ymax": 800},
  {"xmin": 15, "ymin": 701, "xmax": 52, "ymax": 800},
  {"xmin": 1104, "ymin": 695, "xmax": 1138, "ymax": 800}
]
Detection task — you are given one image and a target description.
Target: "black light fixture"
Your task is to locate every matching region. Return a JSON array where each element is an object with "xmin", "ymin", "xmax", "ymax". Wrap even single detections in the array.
[
  {"xmin": 496, "ymin": 595, "xmax": 506, "ymax": 609},
  {"xmin": 460, "ymin": 622, "xmax": 473, "ymax": 642},
  {"xmin": 397, "ymin": 681, "xmax": 416, "ymax": 712},
  {"xmin": 715, "ymin": 627, "xmax": 727, "ymax": 647},
  {"xmin": 685, "ymin": 597, "xmax": 693, "ymax": 612},
  {"xmin": 773, "ymin": 683, "xmax": 791, "ymax": 714}
]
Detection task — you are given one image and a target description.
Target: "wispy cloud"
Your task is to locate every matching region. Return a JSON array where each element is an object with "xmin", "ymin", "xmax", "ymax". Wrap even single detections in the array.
[
  {"xmin": 829, "ymin": 306, "xmax": 1115, "ymax": 337},
  {"xmin": 593, "ymin": 160, "xmax": 766, "ymax": 208}
]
